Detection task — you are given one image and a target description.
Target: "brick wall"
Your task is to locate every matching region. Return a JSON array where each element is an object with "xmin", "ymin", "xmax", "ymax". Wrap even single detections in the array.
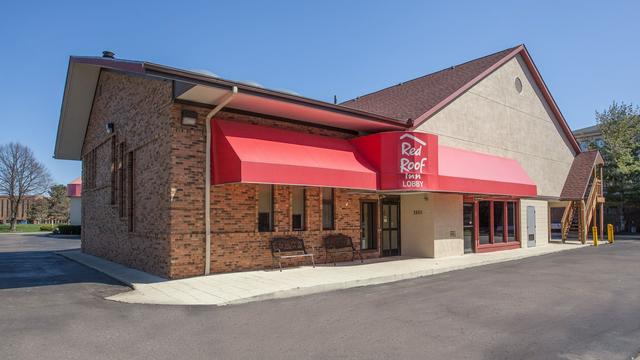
[
  {"xmin": 81, "ymin": 70, "xmax": 174, "ymax": 277},
  {"xmin": 0, "ymin": 196, "xmax": 42, "ymax": 223},
  {"xmin": 168, "ymin": 106, "xmax": 383, "ymax": 277},
  {"xmin": 81, "ymin": 72, "xmax": 384, "ymax": 279},
  {"xmin": 209, "ymin": 185, "xmax": 381, "ymax": 274}
]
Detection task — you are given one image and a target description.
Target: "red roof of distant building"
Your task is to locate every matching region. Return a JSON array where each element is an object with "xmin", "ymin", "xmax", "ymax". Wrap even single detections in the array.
[{"xmin": 67, "ymin": 177, "xmax": 82, "ymax": 197}]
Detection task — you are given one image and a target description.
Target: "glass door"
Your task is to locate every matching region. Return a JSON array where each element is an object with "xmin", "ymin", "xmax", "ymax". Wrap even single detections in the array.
[
  {"xmin": 463, "ymin": 203, "xmax": 475, "ymax": 253},
  {"xmin": 381, "ymin": 198, "xmax": 400, "ymax": 256}
]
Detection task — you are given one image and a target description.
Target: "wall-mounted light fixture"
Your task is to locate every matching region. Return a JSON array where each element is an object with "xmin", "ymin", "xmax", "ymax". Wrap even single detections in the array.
[
  {"xmin": 181, "ymin": 110, "xmax": 198, "ymax": 126},
  {"xmin": 105, "ymin": 122, "xmax": 114, "ymax": 134}
]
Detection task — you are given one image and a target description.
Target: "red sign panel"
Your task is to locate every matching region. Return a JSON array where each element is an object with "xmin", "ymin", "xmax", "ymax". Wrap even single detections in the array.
[
  {"xmin": 351, "ymin": 131, "xmax": 438, "ymax": 191},
  {"xmin": 398, "ymin": 133, "xmax": 429, "ymax": 189}
]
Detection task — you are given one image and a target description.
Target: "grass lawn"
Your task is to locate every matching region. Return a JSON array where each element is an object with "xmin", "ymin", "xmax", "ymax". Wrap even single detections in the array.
[{"xmin": 0, "ymin": 224, "xmax": 50, "ymax": 233}]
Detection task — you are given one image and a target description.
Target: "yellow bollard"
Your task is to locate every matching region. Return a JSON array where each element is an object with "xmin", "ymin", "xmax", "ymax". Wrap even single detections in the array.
[
  {"xmin": 607, "ymin": 224, "xmax": 615, "ymax": 244},
  {"xmin": 592, "ymin": 226, "xmax": 598, "ymax": 247},
  {"xmin": 609, "ymin": 224, "xmax": 616, "ymax": 244}
]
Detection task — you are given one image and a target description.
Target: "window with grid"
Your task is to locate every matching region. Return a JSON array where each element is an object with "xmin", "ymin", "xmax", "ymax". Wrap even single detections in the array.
[{"xmin": 127, "ymin": 151, "xmax": 134, "ymax": 232}]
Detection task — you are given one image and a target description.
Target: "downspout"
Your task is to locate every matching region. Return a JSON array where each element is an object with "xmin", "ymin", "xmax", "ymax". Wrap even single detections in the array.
[{"xmin": 204, "ymin": 86, "xmax": 238, "ymax": 275}]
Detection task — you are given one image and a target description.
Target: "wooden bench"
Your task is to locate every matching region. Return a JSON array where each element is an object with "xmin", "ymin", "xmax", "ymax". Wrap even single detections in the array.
[
  {"xmin": 270, "ymin": 236, "xmax": 315, "ymax": 271},
  {"xmin": 323, "ymin": 234, "xmax": 363, "ymax": 265}
]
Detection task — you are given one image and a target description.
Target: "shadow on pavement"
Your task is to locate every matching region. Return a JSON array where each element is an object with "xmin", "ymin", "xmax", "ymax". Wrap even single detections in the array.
[{"xmin": 0, "ymin": 250, "xmax": 123, "ymax": 290}]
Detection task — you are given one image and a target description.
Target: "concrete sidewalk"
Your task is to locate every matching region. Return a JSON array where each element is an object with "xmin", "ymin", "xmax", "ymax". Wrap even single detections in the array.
[{"xmin": 60, "ymin": 243, "xmax": 588, "ymax": 306}]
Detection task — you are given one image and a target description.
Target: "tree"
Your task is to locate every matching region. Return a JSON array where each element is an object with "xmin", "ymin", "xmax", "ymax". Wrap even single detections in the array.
[
  {"xmin": 47, "ymin": 184, "xmax": 70, "ymax": 223},
  {"xmin": 596, "ymin": 101, "xmax": 640, "ymax": 230},
  {"xmin": 27, "ymin": 198, "xmax": 48, "ymax": 224},
  {"xmin": 0, "ymin": 143, "xmax": 52, "ymax": 231}
]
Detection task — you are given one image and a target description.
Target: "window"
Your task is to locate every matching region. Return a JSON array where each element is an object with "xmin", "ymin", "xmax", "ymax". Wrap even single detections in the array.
[
  {"xmin": 514, "ymin": 77, "xmax": 523, "ymax": 93},
  {"xmin": 580, "ymin": 141, "xmax": 589, "ymax": 151},
  {"xmin": 507, "ymin": 202, "xmax": 516, "ymax": 241},
  {"xmin": 83, "ymin": 148, "xmax": 97, "ymax": 189},
  {"xmin": 291, "ymin": 187, "xmax": 305, "ymax": 231},
  {"xmin": 110, "ymin": 137, "xmax": 117, "ymax": 205},
  {"xmin": 478, "ymin": 201, "xmax": 491, "ymax": 244},
  {"xmin": 258, "ymin": 184, "xmax": 273, "ymax": 232},
  {"xmin": 118, "ymin": 143, "xmax": 125, "ymax": 218},
  {"xmin": 493, "ymin": 201, "xmax": 504, "ymax": 243},
  {"xmin": 476, "ymin": 200, "xmax": 519, "ymax": 246},
  {"xmin": 361, "ymin": 202, "xmax": 376, "ymax": 250},
  {"xmin": 595, "ymin": 138, "xmax": 604, "ymax": 148},
  {"xmin": 322, "ymin": 188, "xmax": 334, "ymax": 230},
  {"xmin": 127, "ymin": 151, "xmax": 134, "ymax": 232}
]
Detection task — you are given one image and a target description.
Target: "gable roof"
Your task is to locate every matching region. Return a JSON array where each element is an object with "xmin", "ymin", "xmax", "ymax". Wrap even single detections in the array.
[
  {"xmin": 54, "ymin": 56, "xmax": 408, "ymax": 160},
  {"xmin": 560, "ymin": 150, "xmax": 605, "ymax": 200},
  {"xmin": 341, "ymin": 44, "xmax": 581, "ymax": 154},
  {"xmin": 341, "ymin": 46, "xmax": 518, "ymax": 121}
]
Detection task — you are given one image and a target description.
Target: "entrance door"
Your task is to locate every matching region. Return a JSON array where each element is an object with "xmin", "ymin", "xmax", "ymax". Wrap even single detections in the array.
[
  {"xmin": 360, "ymin": 202, "xmax": 376, "ymax": 250},
  {"xmin": 381, "ymin": 198, "xmax": 400, "ymax": 256},
  {"xmin": 527, "ymin": 206, "xmax": 536, "ymax": 247},
  {"xmin": 463, "ymin": 203, "xmax": 475, "ymax": 253}
]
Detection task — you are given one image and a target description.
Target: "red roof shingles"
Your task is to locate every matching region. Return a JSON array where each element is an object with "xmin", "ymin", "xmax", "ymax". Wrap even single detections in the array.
[
  {"xmin": 560, "ymin": 150, "xmax": 604, "ymax": 200},
  {"xmin": 340, "ymin": 46, "xmax": 519, "ymax": 122}
]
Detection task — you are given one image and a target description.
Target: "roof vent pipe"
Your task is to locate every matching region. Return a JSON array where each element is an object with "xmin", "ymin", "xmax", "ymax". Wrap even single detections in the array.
[{"xmin": 102, "ymin": 51, "xmax": 115, "ymax": 59}]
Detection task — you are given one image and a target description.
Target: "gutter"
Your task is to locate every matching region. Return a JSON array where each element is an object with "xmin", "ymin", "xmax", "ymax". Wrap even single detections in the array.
[
  {"xmin": 203, "ymin": 86, "xmax": 238, "ymax": 275},
  {"xmin": 142, "ymin": 62, "xmax": 409, "ymax": 129}
]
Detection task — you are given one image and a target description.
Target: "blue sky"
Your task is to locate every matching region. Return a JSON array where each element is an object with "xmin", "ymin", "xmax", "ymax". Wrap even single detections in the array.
[{"xmin": 2, "ymin": 0, "xmax": 638, "ymax": 184}]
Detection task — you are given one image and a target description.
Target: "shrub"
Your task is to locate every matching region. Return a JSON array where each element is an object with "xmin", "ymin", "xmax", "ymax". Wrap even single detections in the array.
[
  {"xmin": 39, "ymin": 224, "xmax": 54, "ymax": 232},
  {"xmin": 56, "ymin": 225, "xmax": 81, "ymax": 235}
]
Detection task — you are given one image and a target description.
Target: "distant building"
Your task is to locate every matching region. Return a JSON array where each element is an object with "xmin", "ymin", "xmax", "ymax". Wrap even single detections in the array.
[
  {"xmin": 573, "ymin": 124, "xmax": 639, "ymax": 233},
  {"xmin": 573, "ymin": 124, "xmax": 604, "ymax": 151},
  {"xmin": 0, "ymin": 196, "xmax": 41, "ymax": 224},
  {"xmin": 67, "ymin": 177, "xmax": 82, "ymax": 225}
]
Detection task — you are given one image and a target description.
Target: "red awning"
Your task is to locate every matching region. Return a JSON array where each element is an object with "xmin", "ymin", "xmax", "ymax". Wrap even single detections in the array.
[
  {"xmin": 212, "ymin": 121, "xmax": 536, "ymax": 197},
  {"xmin": 437, "ymin": 145, "xmax": 537, "ymax": 197},
  {"xmin": 350, "ymin": 131, "xmax": 537, "ymax": 197},
  {"xmin": 212, "ymin": 119, "xmax": 377, "ymax": 190}
]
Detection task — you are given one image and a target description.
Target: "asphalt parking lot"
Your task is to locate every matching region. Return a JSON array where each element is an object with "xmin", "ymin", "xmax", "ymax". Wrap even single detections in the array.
[{"xmin": 1, "ymin": 233, "xmax": 639, "ymax": 360}]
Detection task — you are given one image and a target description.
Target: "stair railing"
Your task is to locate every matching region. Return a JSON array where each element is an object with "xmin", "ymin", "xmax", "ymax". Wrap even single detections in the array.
[
  {"xmin": 561, "ymin": 201, "xmax": 574, "ymax": 242},
  {"xmin": 583, "ymin": 178, "xmax": 600, "ymax": 241}
]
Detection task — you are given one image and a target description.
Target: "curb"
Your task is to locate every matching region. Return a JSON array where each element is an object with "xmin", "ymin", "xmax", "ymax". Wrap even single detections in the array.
[
  {"xmin": 64, "ymin": 244, "xmax": 588, "ymax": 307},
  {"xmin": 56, "ymin": 250, "xmax": 165, "ymax": 289},
  {"xmin": 48, "ymin": 234, "xmax": 81, "ymax": 239},
  {"xmin": 223, "ymin": 244, "xmax": 587, "ymax": 306},
  {"xmin": 0, "ymin": 231, "xmax": 52, "ymax": 235}
]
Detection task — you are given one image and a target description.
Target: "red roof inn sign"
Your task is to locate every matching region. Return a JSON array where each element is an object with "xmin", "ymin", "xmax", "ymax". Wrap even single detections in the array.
[
  {"xmin": 399, "ymin": 134, "xmax": 428, "ymax": 188},
  {"xmin": 351, "ymin": 131, "xmax": 439, "ymax": 191}
]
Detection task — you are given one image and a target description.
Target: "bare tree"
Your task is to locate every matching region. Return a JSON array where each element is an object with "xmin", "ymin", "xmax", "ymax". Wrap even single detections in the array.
[{"xmin": 0, "ymin": 143, "xmax": 52, "ymax": 231}]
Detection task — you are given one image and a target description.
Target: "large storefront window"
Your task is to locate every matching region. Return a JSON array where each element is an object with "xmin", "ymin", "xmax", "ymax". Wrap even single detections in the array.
[
  {"xmin": 478, "ymin": 201, "xmax": 491, "ymax": 244},
  {"xmin": 494, "ymin": 201, "xmax": 504, "ymax": 243},
  {"xmin": 474, "ymin": 200, "xmax": 519, "ymax": 249},
  {"xmin": 292, "ymin": 187, "xmax": 305, "ymax": 231},
  {"xmin": 258, "ymin": 184, "xmax": 273, "ymax": 232},
  {"xmin": 507, "ymin": 202, "xmax": 516, "ymax": 241}
]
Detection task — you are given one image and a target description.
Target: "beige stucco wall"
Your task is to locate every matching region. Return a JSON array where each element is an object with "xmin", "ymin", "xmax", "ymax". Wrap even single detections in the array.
[
  {"xmin": 414, "ymin": 55, "xmax": 576, "ymax": 198},
  {"xmin": 69, "ymin": 197, "xmax": 81, "ymax": 225},
  {"xmin": 520, "ymin": 199, "xmax": 549, "ymax": 248},
  {"xmin": 401, "ymin": 192, "xmax": 463, "ymax": 258}
]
